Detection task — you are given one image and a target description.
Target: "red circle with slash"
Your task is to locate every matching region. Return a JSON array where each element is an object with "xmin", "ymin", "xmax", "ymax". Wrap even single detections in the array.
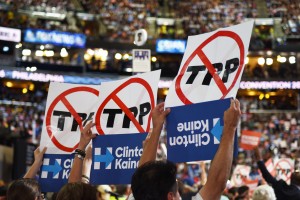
[
  {"xmin": 175, "ymin": 30, "xmax": 245, "ymax": 105},
  {"xmin": 275, "ymin": 159, "xmax": 294, "ymax": 181},
  {"xmin": 46, "ymin": 87, "xmax": 99, "ymax": 152},
  {"xmin": 95, "ymin": 78, "xmax": 155, "ymax": 135}
]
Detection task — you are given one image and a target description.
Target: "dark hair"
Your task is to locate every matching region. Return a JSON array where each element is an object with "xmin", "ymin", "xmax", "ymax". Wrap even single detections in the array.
[
  {"xmin": 131, "ymin": 160, "xmax": 178, "ymax": 200},
  {"xmin": 291, "ymin": 171, "xmax": 300, "ymax": 186},
  {"xmin": 56, "ymin": 182, "xmax": 98, "ymax": 200},
  {"xmin": 7, "ymin": 178, "xmax": 41, "ymax": 200}
]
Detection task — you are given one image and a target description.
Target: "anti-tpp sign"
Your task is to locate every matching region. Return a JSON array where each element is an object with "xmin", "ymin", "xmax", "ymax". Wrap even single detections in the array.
[
  {"xmin": 90, "ymin": 70, "xmax": 161, "ymax": 184},
  {"xmin": 274, "ymin": 158, "xmax": 294, "ymax": 184},
  {"xmin": 94, "ymin": 70, "xmax": 160, "ymax": 135},
  {"xmin": 165, "ymin": 20, "xmax": 254, "ymax": 107},
  {"xmin": 165, "ymin": 21, "xmax": 253, "ymax": 163}
]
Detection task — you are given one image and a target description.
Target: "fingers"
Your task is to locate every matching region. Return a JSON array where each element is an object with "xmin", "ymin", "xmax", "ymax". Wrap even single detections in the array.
[
  {"xmin": 41, "ymin": 147, "xmax": 47, "ymax": 154},
  {"xmin": 162, "ymin": 107, "xmax": 171, "ymax": 117}
]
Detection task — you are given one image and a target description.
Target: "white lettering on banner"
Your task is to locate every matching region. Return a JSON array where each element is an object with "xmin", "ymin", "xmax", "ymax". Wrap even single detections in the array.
[
  {"xmin": 115, "ymin": 158, "xmax": 139, "ymax": 169},
  {"xmin": 12, "ymin": 71, "xmax": 64, "ymax": 82},
  {"xmin": 115, "ymin": 146, "xmax": 143, "ymax": 158},
  {"xmin": 169, "ymin": 133, "xmax": 210, "ymax": 147},
  {"xmin": 0, "ymin": 26, "xmax": 21, "ymax": 42},
  {"xmin": 170, "ymin": 118, "xmax": 221, "ymax": 148},
  {"xmin": 177, "ymin": 120, "xmax": 209, "ymax": 133},
  {"xmin": 94, "ymin": 146, "xmax": 143, "ymax": 170},
  {"xmin": 241, "ymin": 135, "xmax": 259, "ymax": 145},
  {"xmin": 240, "ymin": 81, "xmax": 292, "ymax": 90},
  {"xmin": 114, "ymin": 146, "xmax": 141, "ymax": 169}
]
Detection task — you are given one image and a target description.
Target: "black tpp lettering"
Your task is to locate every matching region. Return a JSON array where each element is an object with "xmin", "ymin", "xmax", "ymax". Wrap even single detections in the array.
[
  {"xmin": 134, "ymin": 50, "xmax": 149, "ymax": 60},
  {"xmin": 103, "ymin": 102, "xmax": 151, "ymax": 129},
  {"xmin": 186, "ymin": 58, "xmax": 239, "ymax": 85},
  {"xmin": 53, "ymin": 111, "xmax": 94, "ymax": 131}
]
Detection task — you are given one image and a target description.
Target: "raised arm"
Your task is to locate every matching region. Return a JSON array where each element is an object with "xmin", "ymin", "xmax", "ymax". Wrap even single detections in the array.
[
  {"xmin": 23, "ymin": 146, "xmax": 47, "ymax": 178},
  {"xmin": 138, "ymin": 102, "xmax": 170, "ymax": 167},
  {"xmin": 68, "ymin": 121, "xmax": 96, "ymax": 183},
  {"xmin": 199, "ymin": 99, "xmax": 241, "ymax": 200},
  {"xmin": 254, "ymin": 147, "xmax": 277, "ymax": 185}
]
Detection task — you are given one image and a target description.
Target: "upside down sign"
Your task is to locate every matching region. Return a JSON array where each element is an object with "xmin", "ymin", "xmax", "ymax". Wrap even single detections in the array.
[{"xmin": 165, "ymin": 21, "xmax": 254, "ymax": 163}]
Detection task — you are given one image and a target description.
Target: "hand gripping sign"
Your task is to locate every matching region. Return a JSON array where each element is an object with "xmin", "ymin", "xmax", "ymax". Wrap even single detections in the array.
[
  {"xmin": 39, "ymin": 82, "xmax": 100, "ymax": 192},
  {"xmin": 93, "ymin": 70, "xmax": 161, "ymax": 135},
  {"xmin": 165, "ymin": 20, "xmax": 254, "ymax": 107}
]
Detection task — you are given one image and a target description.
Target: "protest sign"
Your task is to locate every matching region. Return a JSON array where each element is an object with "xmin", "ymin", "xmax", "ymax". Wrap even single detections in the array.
[
  {"xmin": 166, "ymin": 98, "xmax": 238, "ymax": 162},
  {"xmin": 240, "ymin": 130, "xmax": 261, "ymax": 150},
  {"xmin": 39, "ymin": 82, "xmax": 100, "ymax": 191},
  {"xmin": 231, "ymin": 164, "xmax": 251, "ymax": 187},
  {"xmin": 165, "ymin": 21, "xmax": 254, "ymax": 163},
  {"xmin": 94, "ymin": 70, "xmax": 160, "ymax": 135},
  {"xmin": 165, "ymin": 20, "xmax": 254, "ymax": 107},
  {"xmin": 274, "ymin": 158, "xmax": 294, "ymax": 184},
  {"xmin": 90, "ymin": 70, "xmax": 161, "ymax": 184}
]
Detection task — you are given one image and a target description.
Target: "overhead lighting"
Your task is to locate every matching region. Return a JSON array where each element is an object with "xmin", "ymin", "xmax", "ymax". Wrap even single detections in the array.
[
  {"xmin": 22, "ymin": 88, "xmax": 28, "ymax": 94},
  {"xmin": 87, "ymin": 49, "xmax": 94, "ymax": 56},
  {"xmin": 6, "ymin": 82, "xmax": 13, "ymax": 87},
  {"xmin": 60, "ymin": 48, "xmax": 68, "ymax": 57},
  {"xmin": 245, "ymin": 57, "xmax": 249, "ymax": 64},
  {"xmin": 289, "ymin": 56, "xmax": 296, "ymax": 64},
  {"xmin": 3, "ymin": 46, "xmax": 9, "ymax": 52},
  {"xmin": 35, "ymin": 50, "xmax": 44, "ymax": 57},
  {"xmin": 123, "ymin": 54, "xmax": 129, "ymax": 60},
  {"xmin": 124, "ymin": 68, "xmax": 133, "ymax": 72},
  {"xmin": 266, "ymin": 58, "xmax": 273, "ymax": 65},
  {"xmin": 44, "ymin": 50, "xmax": 54, "ymax": 57},
  {"xmin": 29, "ymin": 84, "xmax": 35, "ymax": 91},
  {"xmin": 40, "ymin": 45, "xmax": 45, "ymax": 50},
  {"xmin": 259, "ymin": 93, "xmax": 264, "ymax": 100},
  {"xmin": 277, "ymin": 55, "xmax": 286, "ymax": 63},
  {"xmin": 257, "ymin": 57, "xmax": 265, "ymax": 66},
  {"xmin": 265, "ymin": 93, "xmax": 270, "ymax": 99},
  {"xmin": 151, "ymin": 56, "xmax": 157, "ymax": 62},
  {"xmin": 15, "ymin": 43, "xmax": 22, "ymax": 49},
  {"xmin": 30, "ymin": 66, "xmax": 37, "ymax": 72},
  {"xmin": 115, "ymin": 53, "xmax": 122, "ymax": 60},
  {"xmin": 26, "ymin": 67, "xmax": 31, "ymax": 71},
  {"xmin": 22, "ymin": 49, "xmax": 31, "ymax": 56}
]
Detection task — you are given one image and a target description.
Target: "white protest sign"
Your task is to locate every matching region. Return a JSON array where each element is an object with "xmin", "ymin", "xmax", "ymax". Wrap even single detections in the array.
[
  {"xmin": 231, "ymin": 164, "xmax": 251, "ymax": 187},
  {"xmin": 132, "ymin": 49, "xmax": 151, "ymax": 72},
  {"xmin": 274, "ymin": 158, "xmax": 294, "ymax": 184},
  {"xmin": 40, "ymin": 82, "xmax": 100, "ymax": 154},
  {"xmin": 93, "ymin": 70, "xmax": 161, "ymax": 135},
  {"xmin": 165, "ymin": 20, "xmax": 254, "ymax": 107}
]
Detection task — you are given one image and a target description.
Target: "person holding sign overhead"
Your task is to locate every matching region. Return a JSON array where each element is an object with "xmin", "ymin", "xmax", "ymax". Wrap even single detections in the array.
[{"xmin": 130, "ymin": 99, "xmax": 241, "ymax": 200}]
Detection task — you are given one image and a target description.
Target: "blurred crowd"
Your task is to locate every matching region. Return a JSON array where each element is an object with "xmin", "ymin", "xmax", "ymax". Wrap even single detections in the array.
[{"xmin": 0, "ymin": 0, "xmax": 298, "ymax": 43}]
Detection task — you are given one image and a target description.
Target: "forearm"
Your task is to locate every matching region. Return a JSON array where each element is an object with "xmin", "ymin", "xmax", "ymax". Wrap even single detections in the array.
[
  {"xmin": 138, "ymin": 126, "xmax": 162, "ymax": 167},
  {"xmin": 200, "ymin": 126, "xmax": 235, "ymax": 200},
  {"xmin": 257, "ymin": 160, "xmax": 277, "ymax": 184},
  {"xmin": 68, "ymin": 144, "xmax": 85, "ymax": 183},
  {"xmin": 82, "ymin": 159, "xmax": 92, "ymax": 183},
  {"xmin": 23, "ymin": 162, "xmax": 42, "ymax": 178}
]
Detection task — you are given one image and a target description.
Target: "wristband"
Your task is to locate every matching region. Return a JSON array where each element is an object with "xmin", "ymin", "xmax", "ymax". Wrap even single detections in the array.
[
  {"xmin": 82, "ymin": 175, "xmax": 90, "ymax": 183},
  {"xmin": 75, "ymin": 149, "xmax": 86, "ymax": 157},
  {"xmin": 75, "ymin": 153, "xmax": 84, "ymax": 160}
]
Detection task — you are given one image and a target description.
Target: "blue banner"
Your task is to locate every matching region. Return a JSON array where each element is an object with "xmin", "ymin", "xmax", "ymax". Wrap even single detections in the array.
[
  {"xmin": 24, "ymin": 29, "xmax": 86, "ymax": 48},
  {"xmin": 90, "ymin": 133, "xmax": 147, "ymax": 185},
  {"xmin": 39, "ymin": 154, "xmax": 73, "ymax": 192},
  {"xmin": 166, "ymin": 98, "xmax": 238, "ymax": 163}
]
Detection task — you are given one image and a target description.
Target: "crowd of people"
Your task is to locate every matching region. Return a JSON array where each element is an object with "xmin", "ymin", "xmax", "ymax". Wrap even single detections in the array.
[
  {"xmin": 0, "ymin": 88, "xmax": 300, "ymax": 199},
  {"xmin": 0, "ymin": 0, "xmax": 298, "ymax": 42}
]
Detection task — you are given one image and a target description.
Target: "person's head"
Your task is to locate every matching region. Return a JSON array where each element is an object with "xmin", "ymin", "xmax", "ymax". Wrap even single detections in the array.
[
  {"xmin": 291, "ymin": 171, "xmax": 300, "ymax": 186},
  {"xmin": 7, "ymin": 178, "xmax": 43, "ymax": 200},
  {"xmin": 56, "ymin": 182, "xmax": 98, "ymax": 200},
  {"xmin": 131, "ymin": 160, "xmax": 180, "ymax": 200},
  {"xmin": 252, "ymin": 185, "xmax": 276, "ymax": 200},
  {"xmin": 237, "ymin": 185, "xmax": 250, "ymax": 200}
]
